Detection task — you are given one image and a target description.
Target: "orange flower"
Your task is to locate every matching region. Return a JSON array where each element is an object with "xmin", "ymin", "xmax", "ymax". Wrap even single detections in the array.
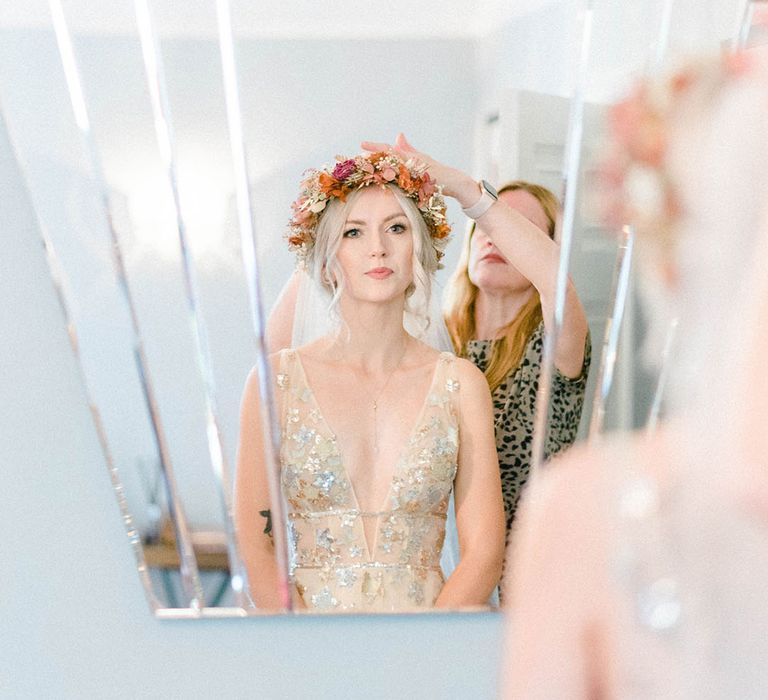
[
  {"xmin": 397, "ymin": 163, "xmax": 414, "ymax": 191},
  {"xmin": 434, "ymin": 223, "xmax": 451, "ymax": 239},
  {"xmin": 318, "ymin": 172, "xmax": 348, "ymax": 200}
]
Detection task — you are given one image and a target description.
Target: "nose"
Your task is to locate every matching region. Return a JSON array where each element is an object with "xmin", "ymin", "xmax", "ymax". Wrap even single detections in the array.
[
  {"xmin": 369, "ymin": 229, "xmax": 388, "ymax": 257},
  {"xmin": 473, "ymin": 227, "xmax": 493, "ymax": 248}
]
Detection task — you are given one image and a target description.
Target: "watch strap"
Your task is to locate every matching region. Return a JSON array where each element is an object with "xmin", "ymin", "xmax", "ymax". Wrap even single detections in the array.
[{"xmin": 462, "ymin": 180, "xmax": 498, "ymax": 219}]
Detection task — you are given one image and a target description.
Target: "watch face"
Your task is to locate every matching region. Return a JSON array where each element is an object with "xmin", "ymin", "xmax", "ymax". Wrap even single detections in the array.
[{"xmin": 481, "ymin": 179, "xmax": 498, "ymax": 200}]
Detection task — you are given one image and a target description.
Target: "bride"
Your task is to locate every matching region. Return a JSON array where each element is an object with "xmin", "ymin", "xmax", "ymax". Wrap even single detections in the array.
[{"xmin": 235, "ymin": 149, "xmax": 505, "ymax": 612}]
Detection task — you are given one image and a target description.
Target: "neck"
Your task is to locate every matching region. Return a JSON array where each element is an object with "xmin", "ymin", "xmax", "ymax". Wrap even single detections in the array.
[
  {"xmin": 473, "ymin": 286, "xmax": 535, "ymax": 340},
  {"xmin": 330, "ymin": 296, "xmax": 411, "ymax": 371}
]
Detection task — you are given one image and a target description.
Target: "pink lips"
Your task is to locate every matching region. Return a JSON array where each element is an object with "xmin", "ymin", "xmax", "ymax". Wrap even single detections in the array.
[
  {"xmin": 481, "ymin": 253, "xmax": 507, "ymax": 264},
  {"xmin": 366, "ymin": 267, "xmax": 394, "ymax": 279}
]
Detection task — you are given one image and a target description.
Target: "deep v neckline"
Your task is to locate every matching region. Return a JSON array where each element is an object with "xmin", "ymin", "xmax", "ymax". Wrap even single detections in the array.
[{"xmin": 291, "ymin": 350, "xmax": 444, "ymax": 556}]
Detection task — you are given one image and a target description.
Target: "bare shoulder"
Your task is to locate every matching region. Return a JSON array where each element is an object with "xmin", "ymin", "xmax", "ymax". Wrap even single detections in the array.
[
  {"xmin": 449, "ymin": 355, "xmax": 490, "ymax": 394},
  {"xmin": 451, "ymin": 354, "xmax": 484, "ymax": 379},
  {"xmin": 244, "ymin": 350, "xmax": 285, "ymax": 395}
]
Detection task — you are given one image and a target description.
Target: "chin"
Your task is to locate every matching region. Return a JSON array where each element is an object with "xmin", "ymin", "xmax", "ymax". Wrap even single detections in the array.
[
  {"xmin": 470, "ymin": 269, "xmax": 506, "ymax": 290},
  {"xmin": 346, "ymin": 284, "xmax": 409, "ymax": 305},
  {"xmin": 471, "ymin": 268, "xmax": 530, "ymax": 294}
]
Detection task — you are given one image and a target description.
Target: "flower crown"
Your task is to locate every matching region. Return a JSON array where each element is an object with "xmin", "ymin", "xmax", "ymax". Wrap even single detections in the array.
[
  {"xmin": 286, "ymin": 151, "xmax": 451, "ymax": 266},
  {"xmin": 600, "ymin": 51, "xmax": 754, "ymax": 250}
]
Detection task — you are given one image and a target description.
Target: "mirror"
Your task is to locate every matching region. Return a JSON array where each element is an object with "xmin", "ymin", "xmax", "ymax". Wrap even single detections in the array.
[{"xmin": 0, "ymin": 0, "xmax": 750, "ymax": 616}]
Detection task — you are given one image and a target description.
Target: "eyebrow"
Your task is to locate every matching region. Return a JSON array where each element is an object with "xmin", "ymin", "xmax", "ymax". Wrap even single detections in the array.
[{"xmin": 344, "ymin": 213, "xmax": 408, "ymax": 226}]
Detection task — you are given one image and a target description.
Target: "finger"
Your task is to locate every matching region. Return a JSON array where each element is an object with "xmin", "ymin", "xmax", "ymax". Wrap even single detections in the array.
[
  {"xmin": 395, "ymin": 132, "xmax": 415, "ymax": 152},
  {"xmin": 360, "ymin": 140, "xmax": 392, "ymax": 153}
]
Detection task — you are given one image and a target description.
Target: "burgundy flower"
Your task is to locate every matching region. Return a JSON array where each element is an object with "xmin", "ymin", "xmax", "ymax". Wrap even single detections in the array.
[{"xmin": 332, "ymin": 159, "xmax": 356, "ymax": 181}]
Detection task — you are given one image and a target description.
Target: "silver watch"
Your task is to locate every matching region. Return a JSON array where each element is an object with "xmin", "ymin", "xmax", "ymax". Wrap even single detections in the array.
[{"xmin": 462, "ymin": 179, "xmax": 498, "ymax": 219}]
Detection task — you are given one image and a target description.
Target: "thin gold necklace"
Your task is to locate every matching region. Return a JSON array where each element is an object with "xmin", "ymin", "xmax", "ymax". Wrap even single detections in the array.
[{"xmin": 370, "ymin": 339, "xmax": 410, "ymax": 453}]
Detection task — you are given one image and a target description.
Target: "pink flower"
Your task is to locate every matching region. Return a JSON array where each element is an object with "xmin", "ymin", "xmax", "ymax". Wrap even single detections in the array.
[
  {"xmin": 380, "ymin": 166, "xmax": 397, "ymax": 181},
  {"xmin": 332, "ymin": 159, "xmax": 356, "ymax": 180},
  {"xmin": 292, "ymin": 208, "xmax": 313, "ymax": 224},
  {"xmin": 419, "ymin": 175, "xmax": 436, "ymax": 201}
]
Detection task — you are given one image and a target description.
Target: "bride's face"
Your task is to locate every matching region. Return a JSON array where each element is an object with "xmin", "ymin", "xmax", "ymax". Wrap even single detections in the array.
[{"xmin": 334, "ymin": 186, "xmax": 414, "ymax": 303}]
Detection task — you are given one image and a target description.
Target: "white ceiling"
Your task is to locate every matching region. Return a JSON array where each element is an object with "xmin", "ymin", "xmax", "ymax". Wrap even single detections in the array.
[{"xmin": 0, "ymin": 0, "xmax": 562, "ymax": 38}]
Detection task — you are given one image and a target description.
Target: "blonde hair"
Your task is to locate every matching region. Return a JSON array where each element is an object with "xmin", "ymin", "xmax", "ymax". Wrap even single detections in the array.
[
  {"xmin": 444, "ymin": 181, "xmax": 559, "ymax": 392},
  {"xmin": 308, "ymin": 185, "xmax": 437, "ymax": 326}
]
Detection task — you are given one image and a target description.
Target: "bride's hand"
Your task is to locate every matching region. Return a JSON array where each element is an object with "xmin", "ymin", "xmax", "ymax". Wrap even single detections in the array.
[{"xmin": 360, "ymin": 133, "xmax": 480, "ymax": 207}]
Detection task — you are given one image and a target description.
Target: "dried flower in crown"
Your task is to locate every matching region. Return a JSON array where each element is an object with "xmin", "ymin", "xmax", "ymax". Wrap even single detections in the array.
[
  {"xmin": 598, "ymin": 51, "xmax": 754, "ymax": 249},
  {"xmin": 286, "ymin": 151, "xmax": 451, "ymax": 266}
]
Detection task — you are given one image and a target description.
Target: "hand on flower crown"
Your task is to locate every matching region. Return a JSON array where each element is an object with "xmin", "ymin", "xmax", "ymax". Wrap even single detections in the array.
[{"xmin": 361, "ymin": 133, "xmax": 467, "ymax": 200}]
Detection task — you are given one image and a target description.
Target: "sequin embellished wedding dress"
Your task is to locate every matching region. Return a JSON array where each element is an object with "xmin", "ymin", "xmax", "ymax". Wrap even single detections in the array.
[{"xmin": 276, "ymin": 348, "xmax": 460, "ymax": 612}]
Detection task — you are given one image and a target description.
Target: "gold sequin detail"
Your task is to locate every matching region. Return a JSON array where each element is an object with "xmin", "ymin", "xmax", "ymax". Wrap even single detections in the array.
[{"xmin": 280, "ymin": 350, "xmax": 459, "ymax": 612}]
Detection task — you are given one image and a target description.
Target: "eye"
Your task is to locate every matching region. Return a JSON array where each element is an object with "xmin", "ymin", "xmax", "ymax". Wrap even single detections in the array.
[
  {"xmin": 343, "ymin": 228, "xmax": 361, "ymax": 238},
  {"xmin": 388, "ymin": 221, "xmax": 408, "ymax": 234}
]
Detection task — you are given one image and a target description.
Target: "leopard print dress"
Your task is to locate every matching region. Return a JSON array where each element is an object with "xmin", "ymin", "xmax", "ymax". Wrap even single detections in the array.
[{"xmin": 465, "ymin": 321, "xmax": 591, "ymax": 539}]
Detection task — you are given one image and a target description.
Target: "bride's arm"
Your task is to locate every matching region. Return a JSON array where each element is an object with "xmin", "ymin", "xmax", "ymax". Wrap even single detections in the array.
[
  {"xmin": 234, "ymin": 355, "xmax": 304, "ymax": 609},
  {"xmin": 434, "ymin": 359, "xmax": 505, "ymax": 608}
]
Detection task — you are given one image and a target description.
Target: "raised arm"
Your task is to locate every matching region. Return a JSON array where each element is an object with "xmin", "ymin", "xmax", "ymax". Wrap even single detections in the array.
[
  {"xmin": 361, "ymin": 134, "xmax": 589, "ymax": 378},
  {"xmin": 234, "ymin": 356, "xmax": 286, "ymax": 609},
  {"xmin": 435, "ymin": 358, "xmax": 506, "ymax": 607}
]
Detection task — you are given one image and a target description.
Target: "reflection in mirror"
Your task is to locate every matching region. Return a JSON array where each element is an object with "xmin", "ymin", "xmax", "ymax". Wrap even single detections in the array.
[
  {"xmin": 237, "ymin": 138, "xmax": 515, "ymax": 612},
  {"xmin": 587, "ymin": 225, "xmax": 634, "ymax": 438},
  {"xmin": 215, "ymin": 0, "xmax": 293, "ymax": 612},
  {"xmin": 3, "ymin": 1, "xmax": 512, "ymax": 615},
  {"xmin": 0, "ymin": 2, "xmax": 294, "ymax": 612},
  {"xmin": 0, "ymin": 5, "xmax": 207, "ymax": 609},
  {"xmin": 28, "ymin": 1, "xmax": 223, "ymax": 609},
  {"xmin": 3, "ymin": 0, "xmax": 741, "ymax": 618}
]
